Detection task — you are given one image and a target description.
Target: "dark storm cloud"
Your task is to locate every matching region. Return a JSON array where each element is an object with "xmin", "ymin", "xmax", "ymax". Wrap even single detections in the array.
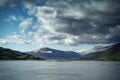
[
  {"xmin": 39, "ymin": 0, "xmax": 120, "ymax": 44},
  {"xmin": 19, "ymin": 0, "xmax": 120, "ymax": 45},
  {"xmin": 48, "ymin": 35, "xmax": 66, "ymax": 41}
]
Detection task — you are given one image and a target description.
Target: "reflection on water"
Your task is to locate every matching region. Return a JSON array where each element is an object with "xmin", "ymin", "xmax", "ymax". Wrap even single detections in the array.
[{"xmin": 0, "ymin": 61, "xmax": 120, "ymax": 80}]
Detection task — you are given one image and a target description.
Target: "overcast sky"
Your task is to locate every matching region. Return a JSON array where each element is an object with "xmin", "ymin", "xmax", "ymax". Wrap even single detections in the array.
[{"xmin": 0, "ymin": 0, "xmax": 120, "ymax": 52}]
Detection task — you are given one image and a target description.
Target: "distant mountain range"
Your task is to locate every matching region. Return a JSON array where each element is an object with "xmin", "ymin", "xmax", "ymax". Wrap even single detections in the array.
[
  {"xmin": 0, "ymin": 42, "xmax": 120, "ymax": 61},
  {"xmin": 0, "ymin": 47, "xmax": 43, "ymax": 60},
  {"xmin": 27, "ymin": 47, "xmax": 81, "ymax": 60},
  {"xmin": 79, "ymin": 43, "xmax": 120, "ymax": 61}
]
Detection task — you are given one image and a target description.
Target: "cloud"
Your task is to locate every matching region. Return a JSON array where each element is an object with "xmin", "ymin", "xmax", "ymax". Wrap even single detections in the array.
[
  {"xmin": 25, "ymin": 40, "xmax": 32, "ymax": 44},
  {"xmin": 0, "ymin": 0, "xmax": 6, "ymax": 7},
  {"xmin": 6, "ymin": 35, "xmax": 26, "ymax": 44},
  {"xmin": 1, "ymin": 0, "xmax": 120, "ymax": 46},
  {"xmin": 0, "ymin": 0, "xmax": 47, "ymax": 7},
  {"xmin": 28, "ymin": 31, "xmax": 33, "ymax": 36},
  {"xmin": 0, "ymin": 34, "xmax": 33, "ymax": 45},
  {"xmin": 24, "ymin": 0, "xmax": 120, "ymax": 45},
  {"xmin": 19, "ymin": 18, "xmax": 33, "ymax": 33},
  {"xmin": 0, "ymin": 39, "xmax": 8, "ymax": 45},
  {"xmin": 6, "ymin": 15, "xmax": 17, "ymax": 21}
]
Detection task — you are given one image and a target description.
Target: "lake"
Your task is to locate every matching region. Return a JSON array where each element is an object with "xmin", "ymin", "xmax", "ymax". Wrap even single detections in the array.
[{"xmin": 0, "ymin": 61, "xmax": 120, "ymax": 80}]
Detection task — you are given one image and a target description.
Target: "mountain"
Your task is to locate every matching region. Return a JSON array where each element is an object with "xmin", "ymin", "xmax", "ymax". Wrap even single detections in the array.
[
  {"xmin": 79, "ymin": 43, "xmax": 120, "ymax": 61},
  {"xmin": 92, "ymin": 45, "xmax": 111, "ymax": 52},
  {"xmin": 0, "ymin": 47, "xmax": 43, "ymax": 60},
  {"xmin": 27, "ymin": 47, "xmax": 81, "ymax": 60}
]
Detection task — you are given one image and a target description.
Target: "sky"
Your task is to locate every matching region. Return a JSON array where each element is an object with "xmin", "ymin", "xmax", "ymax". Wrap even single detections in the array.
[{"xmin": 0, "ymin": 0, "xmax": 120, "ymax": 53}]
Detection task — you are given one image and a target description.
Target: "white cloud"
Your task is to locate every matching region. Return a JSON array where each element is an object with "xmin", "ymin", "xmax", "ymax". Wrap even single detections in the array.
[
  {"xmin": 19, "ymin": 18, "xmax": 33, "ymax": 33},
  {"xmin": 28, "ymin": 31, "xmax": 33, "ymax": 36},
  {"xmin": 5, "ymin": 15, "xmax": 18, "ymax": 22},
  {"xmin": 0, "ymin": 39, "xmax": 8, "ymax": 45},
  {"xmin": 64, "ymin": 35, "xmax": 79, "ymax": 46},
  {"xmin": 6, "ymin": 35, "xmax": 26, "ymax": 44},
  {"xmin": 8, "ymin": 15, "xmax": 17, "ymax": 21},
  {"xmin": 25, "ymin": 40, "xmax": 32, "ymax": 44},
  {"xmin": 0, "ymin": 34, "xmax": 34, "ymax": 45}
]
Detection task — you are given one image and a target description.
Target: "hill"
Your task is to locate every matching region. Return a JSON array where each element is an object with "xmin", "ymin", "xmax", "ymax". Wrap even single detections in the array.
[
  {"xmin": 0, "ymin": 47, "xmax": 43, "ymax": 60},
  {"xmin": 79, "ymin": 43, "xmax": 120, "ymax": 61}
]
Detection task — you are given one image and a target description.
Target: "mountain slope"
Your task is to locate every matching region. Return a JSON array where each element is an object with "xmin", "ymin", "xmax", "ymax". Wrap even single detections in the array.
[
  {"xmin": 0, "ymin": 47, "xmax": 43, "ymax": 60},
  {"xmin": 79, "ymin": 43, "xmax": 120, "ymax": 61},
  {"xmin": 27, "ymin": 47, "xmax": 81, "ymax": 60}
]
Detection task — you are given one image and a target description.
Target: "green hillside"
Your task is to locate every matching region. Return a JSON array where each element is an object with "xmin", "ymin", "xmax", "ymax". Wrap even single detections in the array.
[
  {"xmin": 79, "ymin": 43, "xmax": 120, "ymax": 61},
  {"xmin": 0, "ymin": 47, "xmax": 43, "ymax": 60}
]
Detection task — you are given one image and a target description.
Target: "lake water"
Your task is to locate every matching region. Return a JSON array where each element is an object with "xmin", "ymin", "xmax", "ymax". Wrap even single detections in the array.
[{"xmin": 0, "ymin": 61, "xmax": 120, "ymax": 80}]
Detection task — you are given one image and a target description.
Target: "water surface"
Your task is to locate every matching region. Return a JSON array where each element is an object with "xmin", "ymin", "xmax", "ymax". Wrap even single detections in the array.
[{"xmin": 0, "ymin": 61, "xmax": 120, "ymax": 80}]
